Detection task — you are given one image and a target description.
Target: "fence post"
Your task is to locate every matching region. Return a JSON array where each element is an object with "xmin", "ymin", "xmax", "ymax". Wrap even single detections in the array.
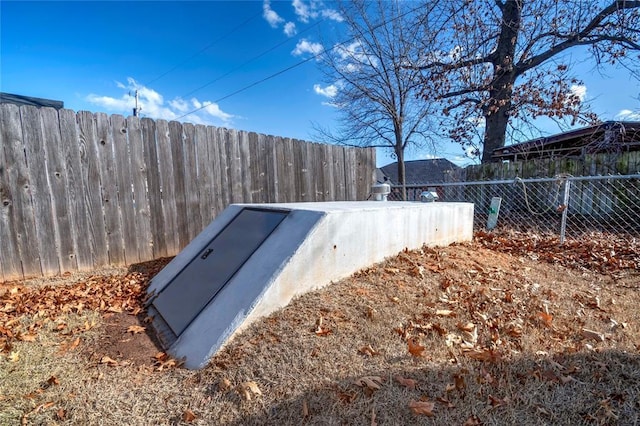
[{"xmin": 559, "ymin": 178, "xmax": 571, "ymax": 243}]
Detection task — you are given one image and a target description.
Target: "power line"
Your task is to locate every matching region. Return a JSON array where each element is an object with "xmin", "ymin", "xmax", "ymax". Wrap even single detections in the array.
[
  {"xmin": 181, "ymin": 19, "xmax": 323, "ymax": 99},
  {"xmin": 144, "ymin": 10, "xmax": 261, "ymax": 87},
  {"xmin": 177, "ymin": 2, "xmax": 425, "ymax": 121}
]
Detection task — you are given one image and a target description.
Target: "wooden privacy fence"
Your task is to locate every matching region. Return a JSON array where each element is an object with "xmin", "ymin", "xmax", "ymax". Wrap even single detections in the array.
[
  {"xmin": 0, "ymin": 105, "xmax": 375, "ymax": 280},
  {"xmin": 445, "ymin": 151, "xmax": 640, "ymax": 181}
]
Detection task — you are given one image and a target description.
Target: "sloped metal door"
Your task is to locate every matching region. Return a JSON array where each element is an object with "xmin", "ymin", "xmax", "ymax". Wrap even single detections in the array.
[{"xmin": 151, "ymin": 208, "xmax": 289, "ymax": 336}]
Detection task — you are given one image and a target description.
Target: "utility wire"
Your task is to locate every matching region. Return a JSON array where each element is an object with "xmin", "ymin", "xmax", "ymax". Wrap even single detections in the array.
[
  {"xmin": 181, "ymin": 19, "xmax": 323, "ymax": 98},
  {"xmin": 144, "ymin": 10, "xmax": 261, "ymax": 87},
  {"xmin": 177, "ymin": 2, "xmax": 425, "ymax": 121}
]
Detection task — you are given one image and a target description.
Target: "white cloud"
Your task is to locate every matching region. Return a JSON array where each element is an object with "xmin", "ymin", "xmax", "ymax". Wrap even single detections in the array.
[
  {"xmin": 570, "ymin": 84, "xmax": 587, "ymax": 102},
  {"xmin": 292, "ymin": 38, "xmax": 323, "ymax": 56},
  {"xmin": 263, "ymin": 0, "xmax": 284, "ymax": 28},
  {"xmin": 313, "ymin": 83, "xmax": 338, "ymax": 98},
  {"xmin": 334, "ymin": 40, "xmax": 378, "ymax": 72},
  {"xmin": 419, "ymin": 153, "xmax": 439, "ymax": 160},
  {"xmin": 616, "ymin": 109, "xmax": 640, "ymax": 120},
  {"xmin": 321, "ymin": 8, "xmax": 343, "ymax": 22},
  {"xmin": 292, "ymin": 0, "xmax": 316, "ymax": 23},
  {"xmin": 86, "ymin": 77, "xmax": 234, "ymax": 126},
  {"xmin": 284, "ymin": 22, "xmax": 297, "ymax": 36},
  {"xmin": 321, "ymin": 101, "xmax": 339, "ymax": 108}
]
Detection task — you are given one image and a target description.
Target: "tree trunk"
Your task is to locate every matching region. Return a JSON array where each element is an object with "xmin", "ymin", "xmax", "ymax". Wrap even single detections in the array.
[
  {"xmin": 481, "ymin": 0, "xmax": 522, "ymax": 163},
  {"xmin": 482, "ymin": 84, "xmax": 513, "ymax": 163},
  {"xmin": 396, "ymin": 147, "xmax": 407, "ymax": 201}
]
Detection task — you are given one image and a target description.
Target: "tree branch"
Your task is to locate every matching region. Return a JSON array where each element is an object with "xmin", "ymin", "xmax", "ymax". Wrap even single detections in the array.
[{"xmin": 516, "ymin": 1, "xmax": 640, "ymax": 73}]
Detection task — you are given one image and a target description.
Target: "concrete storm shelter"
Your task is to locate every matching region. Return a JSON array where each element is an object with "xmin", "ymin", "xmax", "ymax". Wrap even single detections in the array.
[{"xmin": 146, "ymin": 201, "xmax": 474, "ymax": 369}]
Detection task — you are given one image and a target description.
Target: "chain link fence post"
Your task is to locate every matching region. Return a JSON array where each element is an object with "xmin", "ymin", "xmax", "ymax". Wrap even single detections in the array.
[{"xmin": 559, "ymin": 178, "xmax": 571, "ymax": 244}]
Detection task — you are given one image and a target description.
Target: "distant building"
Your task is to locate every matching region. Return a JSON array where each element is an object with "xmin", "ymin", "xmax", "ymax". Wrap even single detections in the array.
[
  {"xmin": 492, "ymin": 121, "xmax": 640, "ymax": 161},
  {"xmin": 378, "ymin": 158, "xmax": 459, "ymax": 185},
  {"xmin": 377, "ymin": 158, "xmax": 460, "ymax": 201},
  {"xmin": 0, "ymin": 92, "xmax": 64, "ymax": 109}
]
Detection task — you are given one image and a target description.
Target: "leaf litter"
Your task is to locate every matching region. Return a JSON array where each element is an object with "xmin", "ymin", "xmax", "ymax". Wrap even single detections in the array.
[{"xmin": 1, "ymin": 233, "xmax": 639, "ymax": 425}]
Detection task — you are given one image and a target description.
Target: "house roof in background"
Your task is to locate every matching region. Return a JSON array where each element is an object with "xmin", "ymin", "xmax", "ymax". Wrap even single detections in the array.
[
  {"xmin": 379, "ymin": 158, "xmax": 460, "ymax": 185},
  {"xmin": 0, "ymin": 92, "xmax": 64, "ymax": 109},
  {"xmin": 492, "ymin": 121, "xmax": 640, "ymax": 161}
]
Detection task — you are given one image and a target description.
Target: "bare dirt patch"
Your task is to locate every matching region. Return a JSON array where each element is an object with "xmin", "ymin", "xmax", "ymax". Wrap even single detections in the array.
[{"xmin": 1, "ymin": 234, "xmax": 639, "ymax": 425}]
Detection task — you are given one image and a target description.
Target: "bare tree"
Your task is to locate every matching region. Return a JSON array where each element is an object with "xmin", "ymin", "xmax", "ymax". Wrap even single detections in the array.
[
  {"xmin": 314, "ymin": 0, "xmax": 438, "ymax": 199},
  {"xmin": 413, "ymin": 0, "xmax": 640, "ymax": 163}
]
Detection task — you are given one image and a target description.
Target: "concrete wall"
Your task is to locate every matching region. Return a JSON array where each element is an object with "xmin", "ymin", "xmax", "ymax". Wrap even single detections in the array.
[{"xmin": 147, "ymin": 201, "xmax": 474, "ymax": 369}]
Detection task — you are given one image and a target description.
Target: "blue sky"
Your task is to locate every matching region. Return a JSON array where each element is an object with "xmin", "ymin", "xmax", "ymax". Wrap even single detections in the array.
[{"xmin": 1, "ymin": 1, "xmax": 639, "ymax": 168}]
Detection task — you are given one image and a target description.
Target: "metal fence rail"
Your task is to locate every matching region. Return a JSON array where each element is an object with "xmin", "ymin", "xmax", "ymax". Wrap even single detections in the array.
[{"xmin": 390, "ymin": 174, "xmax": 640, "ymax": 242}]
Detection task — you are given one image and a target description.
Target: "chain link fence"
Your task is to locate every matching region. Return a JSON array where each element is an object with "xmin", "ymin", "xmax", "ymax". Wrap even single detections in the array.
[{"xmin": 389, "ymin": 174, "xmax": 640, "ymax": 243}]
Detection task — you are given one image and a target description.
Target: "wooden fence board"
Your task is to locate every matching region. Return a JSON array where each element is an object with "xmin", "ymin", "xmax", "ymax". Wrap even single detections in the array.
[
  {"xmin": 0, "ymin": 104, "xmax": 28, "ymax": 279},
  {"xmin": 94, "ymin": 112, "xmax": 125, "ymax": 265},
  {"xmin": 259, "ymin": 133, "xmax": 274, "ymax": 203},
  {"xmin": 127, "ymin": 116, "xmax": 153, "ymax": 261},
  {"xmin": 343, "ymin": 147, "xmax": 357, "ymax": 200},
  {"xmin": 141, "ymin": 118, "xmax": 167, "ymax": 258},
  {"xmin": 295, "ymin": 139, "xmax": 313, "ymax": 202},
  {"xmin": 214, "ymin": 127, "xmax": 231, "ymax": 213},
  {"xmin": 168, "ymin": 120, "xmax": 189, "ymax": 250},
  {"xmin": 182, "ymin": 123, "xmax": 202, "ymax": 240},
  {"xmin": 331, "ymin": 145, "xmax": 346, "ymax": 201},
  {"xmin": 40, "ymin": 108, "xmax": 77, "ymax": 273},
  {"xmin": 282, "ymin": 137, "xmax": 297, "ymax": 202},
  {"xmin": 270, "ymin": 136, "xmax": 284, "ymax": 202},
  {"xmin": 312, "ymin": 143, "xmax": 326, "ymax": 201},
  {"xmin": 58, "ymin": 109, "xmax": 93, "ymax": 270},
  {"xmin": 195, "ymin": 124, "xmax": 214, "ymax": 227},
  {"xmin": 155, "ymin": 120, "xmax": 178, "ymax": 256},
  {"xmin": 110, "ymin": 114, "xmax": 139, "ymax": 264},
  {"xmin": 21, "ymin": 106, "xmax": 59, "ymax": 275},
  {"xmin": 77, "ymin": 111, "xmax": 109, "ymax": 267},
  {"xmin": 238, "ymin": 131, "xmax": 253, "ymax": 203},
  {"xmin": 207, "ymin": 126, "xmax": 225, "ymax": 218},
  {"xmin": 226, "ymin": 129, "xmax": 243, "ymax": 204}
]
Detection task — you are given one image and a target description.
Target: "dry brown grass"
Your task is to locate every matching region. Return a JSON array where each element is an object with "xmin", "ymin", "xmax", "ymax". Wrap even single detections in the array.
[{"xmin": 1, "ymin": 235, "xmax": 639, "ymax": 425}]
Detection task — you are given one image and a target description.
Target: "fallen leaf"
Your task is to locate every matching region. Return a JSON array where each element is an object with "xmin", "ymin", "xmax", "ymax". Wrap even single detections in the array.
[
  {"xmin": 302, "ymin": 399, "xmax": 309, "ymax": 417},
  {"xmin": 407, "ymin": 338, "xmax": 426, "ymax": 357},
  {"xmin": 218, "ymin": 378, "xmax": 232, "ymax": 392},
  {"xmin": 453, "ymin": 372, "xmax": 466, "ymax": 393},
  {"xmin": 581, "ymin": 328, "xmax": 605, "ymax": 342},
  {"xmin": 56, "ymin": 408, "xmax": 66, "ymax": 420},
  {"xmin": 8, "ymin": 351, "xmax": 19, "ymax": 362},
  {"xmin": 457, "ymin": 322, "xmax": 476, "ymax": 332},
  {"xmin": 182, "ymin": 409, "xmax": 197, "ymax": 423},
  {"xmin": 358, "ymin": 345, "xmax": 379, "ymax": 357},
  {"xmin": 237, "ymin": 381, "xmax": 262, "ymax": 400},
  {"xmin": 537, "ymin": 312, "xmax": 553, "ymax": 327},
  {"xmin": 408, "ymin": 400, "xmax": 435, "ymax": 416},
  {"xmin": 126, "ymin": 325, "xmax": 146, "ymax": 334},
  {"xmin": 100, "ymin": 356, "xmax": 119, "ymax": 367},
  {"xmin": 47, "ymin": 376, "xmax": 60, "ymax": 386},
  {"xmin": 436, "ymin": 396, "xmax": 455, "ymax": 408},
  {"xmin": 394, "ymin": 376, "xmax": 417, "ymax": 390},
  {"xmin": 436, "ymin": 309, "xmax": 455, "ymax": 317},
  {"xmin": 18, "ymin": 333, "xmax": 37, "ymax": 342},
  {"xmin": 354, "ymin": 376, "xmax": 384, "ymax": 392},
  {"xmin": 58, "ymin": 337, "xmax": 81, "ymax": 354},
  {"xmin": 314, "ymin": 316, "xmax": 332, "ymax": 336},
  {"xmin": 488, "ymin": 394, "xmax": 510, "ymax": 407}
]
